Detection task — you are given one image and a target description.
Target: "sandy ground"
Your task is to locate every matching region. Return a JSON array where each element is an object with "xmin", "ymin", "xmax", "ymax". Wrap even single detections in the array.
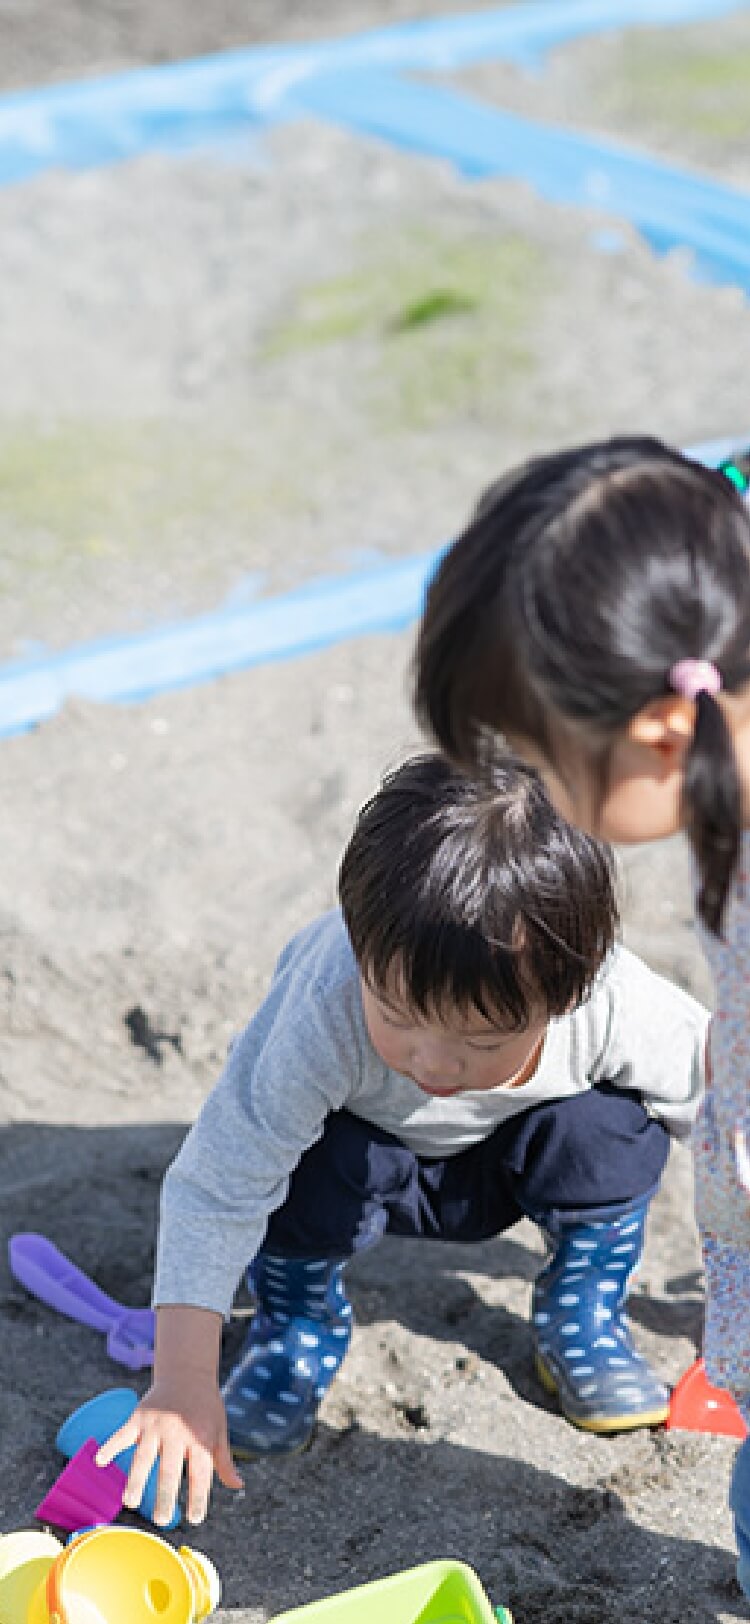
[{"xmin": 1, "ymin": 6, "xmax": 749, "ymax": 1622}]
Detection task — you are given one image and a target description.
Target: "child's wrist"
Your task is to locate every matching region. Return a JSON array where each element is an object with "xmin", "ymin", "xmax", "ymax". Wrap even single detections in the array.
[{"xmin": 154, "ymin": 1303, "xmax": 224, "ymax": 1378}]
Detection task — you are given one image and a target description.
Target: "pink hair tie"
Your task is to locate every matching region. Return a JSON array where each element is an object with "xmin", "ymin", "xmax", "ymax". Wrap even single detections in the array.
[{"xmin": 668, "ymin": 659, "xmax": 722, "ymax": 700}]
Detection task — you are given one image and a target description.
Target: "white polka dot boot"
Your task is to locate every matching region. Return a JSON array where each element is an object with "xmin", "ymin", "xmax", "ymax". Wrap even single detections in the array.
[
  {"xmin": 222, "ymin": 1254, "xmax": 353, "ymax": 1458},
  {"xmin": 531, "ymin": 1199, "xmax": 669, "ymax": 1433}
]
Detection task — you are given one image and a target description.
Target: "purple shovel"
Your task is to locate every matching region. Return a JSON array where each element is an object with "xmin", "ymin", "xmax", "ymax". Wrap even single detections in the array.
[{"xmin": 8, "ymin": 1232, "xmax": 155, "ymax": 1370}]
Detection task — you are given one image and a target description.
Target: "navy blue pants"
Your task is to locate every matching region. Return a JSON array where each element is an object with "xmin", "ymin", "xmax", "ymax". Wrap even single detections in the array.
[{"xmin": 265, "ymin": 1083, "xmax": 669, "ymax": 1259}]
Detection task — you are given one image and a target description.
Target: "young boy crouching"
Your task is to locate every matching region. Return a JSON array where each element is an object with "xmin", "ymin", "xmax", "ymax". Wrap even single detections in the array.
[{"xmin": 99, "ymin": 752, "xmax": 706, "ymax": 1526}]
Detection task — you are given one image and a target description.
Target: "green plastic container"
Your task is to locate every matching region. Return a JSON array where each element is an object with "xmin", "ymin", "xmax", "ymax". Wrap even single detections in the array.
[{"xmin": 270, "ymin": 1559, "xmax": 512, "ymax": 1624}]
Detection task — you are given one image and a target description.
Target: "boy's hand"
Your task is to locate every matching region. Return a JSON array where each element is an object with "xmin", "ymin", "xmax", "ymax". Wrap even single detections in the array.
[
  {"xmin": 96, "ymin": 1376, "xmax": 243, "ymax": 1526},
  {"xmin": 95, "ymin": 1303, "xmax": 243, "ymax": 1526}
]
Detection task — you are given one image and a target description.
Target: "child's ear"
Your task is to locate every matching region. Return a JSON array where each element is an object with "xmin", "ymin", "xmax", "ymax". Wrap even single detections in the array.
[{"xmin": 627, "ymin": 697, "xmax": 694, "ymax": 760}]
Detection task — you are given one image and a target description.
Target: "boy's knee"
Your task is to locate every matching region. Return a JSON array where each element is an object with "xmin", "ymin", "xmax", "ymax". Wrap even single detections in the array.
[{"xmin": 510, "ymin": 1086, "xmax": 669, "ymax": 1215}]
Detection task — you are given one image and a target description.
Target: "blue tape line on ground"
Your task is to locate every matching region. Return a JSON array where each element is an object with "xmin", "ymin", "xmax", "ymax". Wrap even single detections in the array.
[
  {"xmin": 238, "ymin": 0, "xmax": 750, "ymax": 82},
  {"xmin": 301, "ymin": 0, "xmax": 750, "ymax": 75},
  {"xmin": 0, "ymin": 0, "xmax": 747, "ymax": 184},
  {"xmin": 0, "ymin": 553, "xmax": 440, "ymax": 737},
  {"xmin": 0, "ymin": 53, "xmax": 292, "ymax": 184},
  {"xmin": 292, "ymin": 67, "xmax": 750, "ymax": 294},
  {"xmin": 0, "ymin": 438, "xmax": 746, "ymax": 739}
]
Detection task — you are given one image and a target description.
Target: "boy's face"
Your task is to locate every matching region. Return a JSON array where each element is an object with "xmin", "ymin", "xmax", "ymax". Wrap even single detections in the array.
[{"xmin": 360, "ymin": 969, "xmax": 547, "ymax": 1097}]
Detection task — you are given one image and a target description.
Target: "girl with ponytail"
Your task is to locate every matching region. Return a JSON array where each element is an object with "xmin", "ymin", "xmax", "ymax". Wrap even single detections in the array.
[{"xmin": 414, "ymin": 435, "xmax": 750, "ymax": 1594}]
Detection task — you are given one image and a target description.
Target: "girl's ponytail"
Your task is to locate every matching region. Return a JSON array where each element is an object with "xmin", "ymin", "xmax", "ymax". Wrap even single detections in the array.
[{"xmin": 681, "ymin": 686, "xmax": 743, "ymax": 936}]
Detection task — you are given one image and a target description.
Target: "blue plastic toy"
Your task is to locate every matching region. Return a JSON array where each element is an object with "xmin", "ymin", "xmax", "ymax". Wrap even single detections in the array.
[{"xmin": 56, "ymin": 1389, "xmax": 180, "ymax": 1530}]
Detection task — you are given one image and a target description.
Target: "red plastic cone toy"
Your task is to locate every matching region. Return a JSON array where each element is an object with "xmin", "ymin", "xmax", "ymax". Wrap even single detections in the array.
[{"xmin": 667, "ymin": 1358, "xmax": 748, "ymax": 1440}]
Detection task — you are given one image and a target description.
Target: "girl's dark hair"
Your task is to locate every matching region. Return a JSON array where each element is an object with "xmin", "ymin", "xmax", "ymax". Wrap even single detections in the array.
[
  {"xmin": 414, "ymin": 436, "xmax": 750, "ymax": 935},
  {"xmin": 338, "ymin": 752, "xmax": 618, "ymax": 1028}
]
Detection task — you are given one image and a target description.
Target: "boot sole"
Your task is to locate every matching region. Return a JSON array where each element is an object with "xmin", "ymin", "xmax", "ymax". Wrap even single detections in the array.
[
  {"xmin": 231, "ymin": 1423, "xmax": 317, "ymax": 1463},
  {"xmin": 535, "ymin": 1351, "xmax": 669, "ymax": 1434}
]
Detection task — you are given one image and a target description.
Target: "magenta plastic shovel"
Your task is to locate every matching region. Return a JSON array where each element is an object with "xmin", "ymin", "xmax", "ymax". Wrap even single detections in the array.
[
  {"xmin": 35, "ymin": 1438, "xmax": 127, "ymax": 1532},
  {"xmin": 8, "ymin": 1233, "xmax": 155, "ymax": 1370}
]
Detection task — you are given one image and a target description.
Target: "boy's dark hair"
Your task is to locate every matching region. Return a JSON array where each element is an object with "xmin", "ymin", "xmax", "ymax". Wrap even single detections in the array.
[
  {"xmin": 338, "ymin": 752, "xmax": 618, "ymax": 1029},
  {"xmin": 414, "ymin": 436, "xmax": 750, "ymax": 935}
]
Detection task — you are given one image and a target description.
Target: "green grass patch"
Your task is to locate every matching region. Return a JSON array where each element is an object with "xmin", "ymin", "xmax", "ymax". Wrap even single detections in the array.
[
  {"xmin": 266, "ymin": 229, "xmax": 546, "ymax": 430},
  {"xmin": 608, "ymin": 35, "xmax": 750, "ymax": 143},
  {"xmin": 0, "ymin": 420, "xmax": 293, "ymax": 575},
  {"xmin": 0, "ymin": 231, "xmax": 547, "ymax": 574},
  {"xmin": 390, "ymin": 287, "xmax": 480, "ymax": 331}
]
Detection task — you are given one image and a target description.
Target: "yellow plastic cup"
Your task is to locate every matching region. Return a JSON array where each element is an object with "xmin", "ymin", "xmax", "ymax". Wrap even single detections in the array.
[
  {"xmin": 0, "ymin": 1530, "xmax": 63, "ymax": 1624},
  {"xmin": 25, "ymin": 1527, "xmax": 220, "ymax": 1624}
]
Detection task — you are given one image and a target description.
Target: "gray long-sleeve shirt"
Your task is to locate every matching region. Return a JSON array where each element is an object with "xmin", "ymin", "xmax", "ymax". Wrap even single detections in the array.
[{"xmin": 155, "ymin": 910, "xmax": 707, "ymax": 1316}]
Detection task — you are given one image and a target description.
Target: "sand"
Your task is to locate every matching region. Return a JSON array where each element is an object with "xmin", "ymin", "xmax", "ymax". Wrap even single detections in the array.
[{"xmin": 0, "ymin": 6, "xmax": 748, "ymax": 1620}]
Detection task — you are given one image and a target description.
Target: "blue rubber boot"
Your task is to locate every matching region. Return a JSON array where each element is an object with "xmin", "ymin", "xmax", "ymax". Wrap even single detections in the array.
[
  {"xmin": 222, "ymin": 1253, "xmax": 353, "ymax": 1458},
  {"xmin": 531, "ymin": 1198, "xmax": 669, "ymax": 1433}
]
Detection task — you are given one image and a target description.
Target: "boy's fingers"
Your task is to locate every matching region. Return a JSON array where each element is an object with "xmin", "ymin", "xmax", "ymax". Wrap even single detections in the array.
[
  {"xmin": 95, "ymin": 1420, "xmax": 140, "ymax": 1468},
  {"xmin": 150, "ymin": 1437, "xmax": 186, "ymax": 1527},
  {"xmin": 122, "ymin": 1437, "xmax": 161, "ymax": 1513},
  {"xmin": 216, "ymin": 1439, "xmax": 244, "ymax": 1492},
  {"xmin": 184, "ymin": 1447, "xmax": 214, "ymax": 1526}
]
